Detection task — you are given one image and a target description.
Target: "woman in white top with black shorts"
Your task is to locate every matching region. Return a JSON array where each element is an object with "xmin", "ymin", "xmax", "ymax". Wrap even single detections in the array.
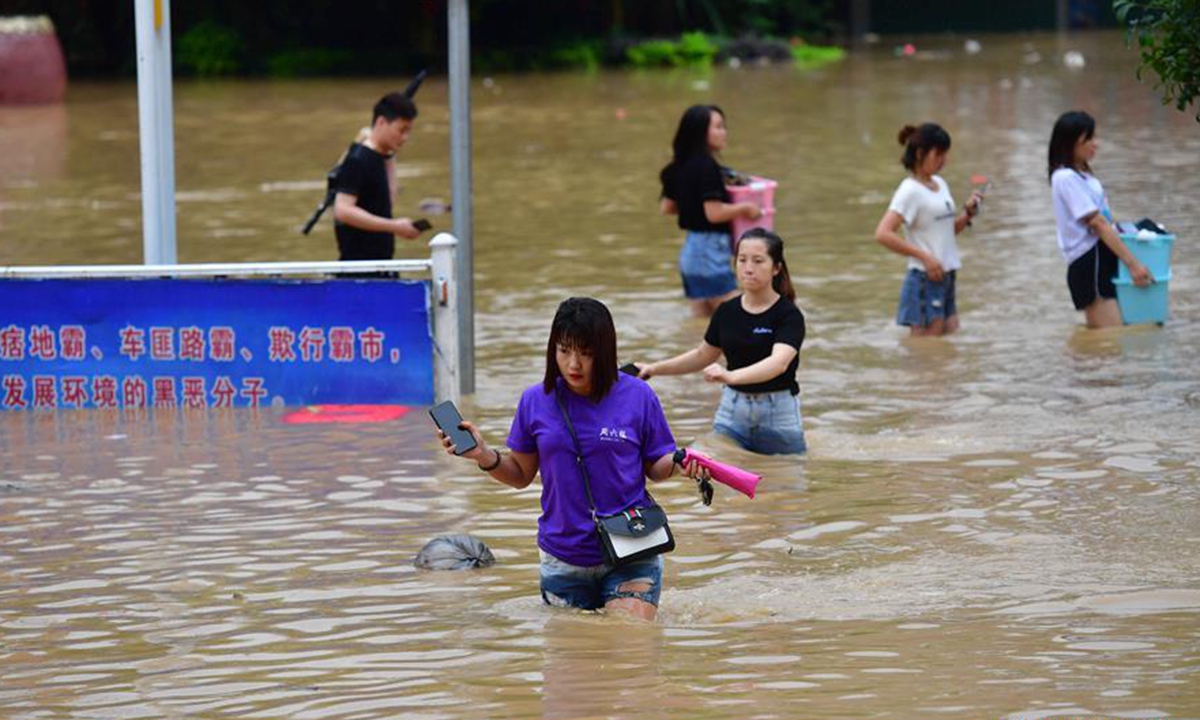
[
  {"xmin": 874, "ymin": 123, "xmax": 983, "ymax": 337},
  {"xmin": 1048, "ymin": 110, "xmax": 1152, "ymax": 328}
]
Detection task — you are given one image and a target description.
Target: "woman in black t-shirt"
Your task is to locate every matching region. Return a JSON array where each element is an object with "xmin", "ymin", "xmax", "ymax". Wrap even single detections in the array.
[
  {"xmin": 660, "ymin": 105, "xmax": 762, "ymax": 318},
  {"xmin": 640, "ymin": 229, "xmax": 807, "ymax": 455}
]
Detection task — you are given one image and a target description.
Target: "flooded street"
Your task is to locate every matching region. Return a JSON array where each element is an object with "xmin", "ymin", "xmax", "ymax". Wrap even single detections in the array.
[{"xmin": 3, "ymin": 30, "xmax": 1200, "ymax": 718}]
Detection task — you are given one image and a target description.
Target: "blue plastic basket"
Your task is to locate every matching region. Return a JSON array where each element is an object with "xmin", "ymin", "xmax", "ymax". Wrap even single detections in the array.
[
  {"xmin": 1113, "ymin": 273, "xmax": 1171, "ymax": 325},
  {"xmin": 1118, "ymin": 233, "xmax": 1174, "ymax": 282}
]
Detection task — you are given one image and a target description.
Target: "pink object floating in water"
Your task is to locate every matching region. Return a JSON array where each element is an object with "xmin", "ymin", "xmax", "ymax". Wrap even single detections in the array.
[{"xmin": 283, "ymin": 404, "xmax": 412, "ymax": 424}]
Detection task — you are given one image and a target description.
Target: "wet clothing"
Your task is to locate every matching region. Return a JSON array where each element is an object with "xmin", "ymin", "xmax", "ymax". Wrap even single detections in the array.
[
  {"xmin": 704, "ymin": 295, "xmax": 805, "ymax": 396},
  {"xmin": 888, "ymin": 175, "xmax": 962, "ymax": 273},
  {"xmin": 1052, "ymin": 168, "xmax": 1119, "ymax": 310},
  {"xmin": 1051, "ymin": 168, "xmax": 1111, "ymax": 264},
  {"xmin": 703, "ymin": 294, "xmax": 806, "ymax": 455},
  {"xmin": 539, "ymin": 550, "xmax": 663, "ymax": 609},
  {"xmin": 1066, "ymin": 240, "xmax": 1118, "ymax": 310},
  {"xmin": 713, "ymin": 386, "xmax": 807, "ymax": 456},
  {"xmin": 661, "ymin": 154, "xmax": 732, "ymax": 235},
  {"xmin": 662, "ymin": 154, "xmax": 737, "ymax": 300},
  {"xmin": 680, "ymin": 231, "xmax": 738, "ymax": 299},
  {"xmin": 507, "ymin": 375, "xmax": 676, "ymax": 568},
  {"xmin": 897, "ymin": 269, "xmax": 958, "ymax": 327},
  {"xmin": 333, "ymin": 143, "xmax": 394, "ymax": 261}
]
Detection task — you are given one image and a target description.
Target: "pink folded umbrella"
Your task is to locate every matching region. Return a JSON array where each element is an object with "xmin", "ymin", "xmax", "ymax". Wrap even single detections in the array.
[{"xmin": 673, "ymin": 448, "xmax": 761, "ymax": 499}]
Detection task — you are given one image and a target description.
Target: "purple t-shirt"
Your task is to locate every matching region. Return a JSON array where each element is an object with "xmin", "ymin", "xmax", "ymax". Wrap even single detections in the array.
[{"xmin": 507, "ymin": 374, "xmax": 677, "ymax": 566}]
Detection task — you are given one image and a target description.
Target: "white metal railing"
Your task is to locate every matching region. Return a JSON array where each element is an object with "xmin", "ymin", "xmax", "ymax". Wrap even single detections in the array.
[{"xmin": 0, "ymin": 234, "xmax": 461, "ymax": 404}]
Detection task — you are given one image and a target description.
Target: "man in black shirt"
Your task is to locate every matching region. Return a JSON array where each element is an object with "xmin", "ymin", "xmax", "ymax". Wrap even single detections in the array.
[{"xmin": 333, "ymin": 93, "xmax": 423, "ymax": 261}]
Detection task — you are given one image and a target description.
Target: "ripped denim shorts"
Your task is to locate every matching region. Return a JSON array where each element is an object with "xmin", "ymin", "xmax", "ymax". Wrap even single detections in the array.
[{"xmin": 538, "ymin": 550, "xmax": 663, "ymax": 610}]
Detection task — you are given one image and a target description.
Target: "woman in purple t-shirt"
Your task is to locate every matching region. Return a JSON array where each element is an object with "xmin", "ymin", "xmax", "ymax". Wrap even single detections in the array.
[{"xmin": 437, "ymin": 297, "xmax": 705, "ymax": 621}]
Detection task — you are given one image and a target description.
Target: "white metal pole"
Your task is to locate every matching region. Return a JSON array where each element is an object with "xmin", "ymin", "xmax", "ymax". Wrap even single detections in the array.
[
  {"xmin": 429, "ymin": 233, "xmax": 461, "ymax": 404},
  {"xmin": 133, "ymin": 0, "xmax": 177, "ymax": 264},
  {"xmin": 448, "ymin": 0, "xmax": 475, "ymax": 395}
]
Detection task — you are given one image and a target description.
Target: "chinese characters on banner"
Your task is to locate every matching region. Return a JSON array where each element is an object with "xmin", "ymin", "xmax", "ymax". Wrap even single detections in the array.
[{"xmin": 0, "ymin": 278, "xmax": 434, "ymax": 410}]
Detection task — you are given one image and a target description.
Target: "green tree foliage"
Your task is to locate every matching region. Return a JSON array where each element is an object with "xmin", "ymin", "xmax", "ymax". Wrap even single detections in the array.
[
  {"xmin": 176, "ymin": 20, "xmax": 244, "ymax": 76},
  {"xmin": 0, "ymin": 0, "xmax": 839, "ymax": 77},
  {"xmin": 1115, "ymin": 0, "xmax": 1200, "ymax": 121}
]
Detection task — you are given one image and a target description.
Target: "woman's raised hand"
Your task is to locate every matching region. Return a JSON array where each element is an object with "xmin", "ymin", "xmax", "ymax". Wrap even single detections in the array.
[
  {"xmin": 437, "ymin": 420, "xmax": 488, "ymax": 462},
  {"xmin": 741, "ymin": 202, "xmax": 762, "ymax": 220},
  {"xmin": 965, "ymin": 189, "xmax": 984, "ymax": 216},
  {"xmin": 637, "ymin": 363, "xmax": 655, "ymax": 380}
]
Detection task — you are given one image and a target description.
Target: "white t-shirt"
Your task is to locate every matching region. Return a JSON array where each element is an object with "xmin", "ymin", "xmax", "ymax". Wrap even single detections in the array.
[
  {"xmin": 887, "ymin": 175, "xmax": 961, "ymax": 272},
  {"xmin": 1051, "ymin": 168, "xmax": 1110, "ymax": 263}
]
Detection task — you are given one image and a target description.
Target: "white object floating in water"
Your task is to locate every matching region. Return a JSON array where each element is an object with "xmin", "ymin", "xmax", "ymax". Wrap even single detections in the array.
[
  {"xmin": 692, "ymin": 79, "xmax": 711, "ymax": 91},
  {"xmin": 1063, "ymin": 51, "xmax": 1086, "ymax": 69},
  {"xmin": 964, "ymin": 39, "xmax": 982, "ymax": 55},
  {"xmin": 727, "ymin": 56, "xmax": 742, "ymax": 69}
]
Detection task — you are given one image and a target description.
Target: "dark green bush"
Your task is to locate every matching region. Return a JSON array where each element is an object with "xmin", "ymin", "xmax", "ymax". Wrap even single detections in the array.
[{"xmin": 176, "ymin": 20, "xmax": 244, "ymax": 76}]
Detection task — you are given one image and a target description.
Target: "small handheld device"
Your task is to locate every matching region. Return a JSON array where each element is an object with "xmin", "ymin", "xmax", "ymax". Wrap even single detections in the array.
[
  {"xmin": 413, "ymin": 218, "xmax": 433, "ymax": 232},
  {"xmin": 618, "ymin": 363, "xmax": 641, "ymax": 377},
  {"xmin": 429, "ymin": 400, "xmax": 478, "ymax": 455}
]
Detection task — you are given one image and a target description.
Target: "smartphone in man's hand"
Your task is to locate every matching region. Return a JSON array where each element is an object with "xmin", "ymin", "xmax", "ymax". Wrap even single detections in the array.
[
  {"xmin": 413, "ymin": 218, "xmax": 433, "ymax": 232},
  {"xmin": 429, "ymin": 400, "xmax": 478, "ymax": 455},
  {"xmin": 618, "ymin": 363, "xmax": 641, "ymax": 377}
]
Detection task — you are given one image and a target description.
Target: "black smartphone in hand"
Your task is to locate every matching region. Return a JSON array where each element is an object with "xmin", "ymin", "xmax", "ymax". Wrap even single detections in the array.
[
  {"xmin": 618, "ymin": 363, "xmax": 641, "ymax": 377},
  {"xmin": 429, "ymin": 400, "xmax": 478, "ymax": 455},
  {"xmin": 413, "ymin": 218, "xmax": 433, "ymax": 232}
]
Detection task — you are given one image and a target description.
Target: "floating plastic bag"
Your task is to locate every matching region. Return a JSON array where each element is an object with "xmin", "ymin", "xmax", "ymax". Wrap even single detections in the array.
[{"xmin": 413, "ymin": 534, "xmax": 496, "ymax": 570}]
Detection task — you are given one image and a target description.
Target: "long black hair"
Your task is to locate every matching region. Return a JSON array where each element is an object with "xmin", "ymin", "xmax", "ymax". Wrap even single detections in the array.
[
  {"xmin": 1048, "ymin": 110, "xmax": 1095, "ymax": 182},
  {"xmin": 898, "ymin": 123, "xmax": 951, "ymax": 172},
  {"xmin": 543, "ymin": 297, "xmax": 619, "ymax": 402},
  {"xmin": 736, "ymin": 227, "xmax": 796, "ymax": 303},
  {"xmin": 659, "ymin": 104, "xmax": 724, "ymax": 187}
]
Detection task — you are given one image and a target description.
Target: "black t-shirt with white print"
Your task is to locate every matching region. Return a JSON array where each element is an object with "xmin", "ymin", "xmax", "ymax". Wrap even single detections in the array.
[{"xmin": 704, "ymin": 294, "xmax": 805, "ymax": 395}]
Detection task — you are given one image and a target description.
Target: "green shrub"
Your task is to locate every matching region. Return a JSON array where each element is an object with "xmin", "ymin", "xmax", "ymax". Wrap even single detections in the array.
[
  {"xmin": 790, "ymin": 42, "xmax": 845, "ymax": 69},
  {"xmin": 677, "ymin": 31, "xmax": 719, "ymax": 65},
  {"xmin": 176, "ymin": 20, "xmax": 244, "ymax": 76},
  {"xmin": 266, "ymin": 49, "xmax": 356, "ymax": 77},
  {"xmin": 552, "ymin": 40, "xmax": 602, "ymax": 71},
  {"xmin": 626, "ymin": 32, "xmax": 718, "ymax": 68}
]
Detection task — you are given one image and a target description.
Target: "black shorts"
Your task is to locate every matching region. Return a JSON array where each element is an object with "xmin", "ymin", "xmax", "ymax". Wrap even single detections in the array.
[{"xmin": 1066, "ymin": 241, "xmax": 1117, "ymax": 310}]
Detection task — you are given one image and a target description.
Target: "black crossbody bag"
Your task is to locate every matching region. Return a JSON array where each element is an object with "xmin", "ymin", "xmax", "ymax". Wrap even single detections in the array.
[{"xmin": 555, "ymin": 390, "xmax": 675, "ymax": 566}]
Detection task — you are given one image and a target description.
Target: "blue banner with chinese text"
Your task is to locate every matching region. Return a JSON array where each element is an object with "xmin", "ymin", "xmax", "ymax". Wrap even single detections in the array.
[{"xmin": 0, "ymin": 278, "xmax": 433, "ymax": 410}]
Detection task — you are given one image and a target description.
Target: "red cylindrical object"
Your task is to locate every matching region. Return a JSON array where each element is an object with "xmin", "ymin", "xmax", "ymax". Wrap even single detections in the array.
[{"xmin": 0, "ymin": 16, "xmax": 68, "ymax": 105}]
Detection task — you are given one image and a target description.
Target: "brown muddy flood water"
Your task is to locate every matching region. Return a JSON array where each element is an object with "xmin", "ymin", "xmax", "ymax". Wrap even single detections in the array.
[{"xmin": 2, "ymin": 31, "xmax": 1200, "ymax": 719}]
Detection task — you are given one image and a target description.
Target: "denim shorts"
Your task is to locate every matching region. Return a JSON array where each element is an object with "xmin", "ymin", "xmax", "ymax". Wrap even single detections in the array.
[
  {"xmin": 539, "ymin": 550, "xmax": 664, "ymax": 610},
  {"xmin": 712, "ymin": 386, "xmax": 807, "ymax": 456},
  {"xmin": 680, "ymin": 230, "xmax": 737, "ymax": 300},
  {"xmin": 897, "ymin": 268, "xmax": 957, "ymax": 327}
]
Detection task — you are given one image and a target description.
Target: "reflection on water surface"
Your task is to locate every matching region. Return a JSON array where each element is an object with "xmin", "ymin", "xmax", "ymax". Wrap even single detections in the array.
[{"xmin": 2, "ymin": 30, "xmax": 1199, "ymax": 719}]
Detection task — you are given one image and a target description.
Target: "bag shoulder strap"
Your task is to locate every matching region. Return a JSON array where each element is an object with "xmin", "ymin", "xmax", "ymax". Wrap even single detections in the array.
[
  {"xmin": 554, "ymin": 388, "xmax": 657, "ymax": 519},
  {"xmin": 555, "ymin": 389, "xmax": 599, "ymax": 520}
]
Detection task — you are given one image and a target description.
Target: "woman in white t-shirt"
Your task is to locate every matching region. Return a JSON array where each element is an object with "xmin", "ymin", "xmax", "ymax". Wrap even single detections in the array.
[
  {"xmin": 874, "ymin": 123, "xmax": 982, "ymax": 337},
  {"xmin": 1048, "ymin": 111, "xmax": 1151, "ymax": 328}
]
